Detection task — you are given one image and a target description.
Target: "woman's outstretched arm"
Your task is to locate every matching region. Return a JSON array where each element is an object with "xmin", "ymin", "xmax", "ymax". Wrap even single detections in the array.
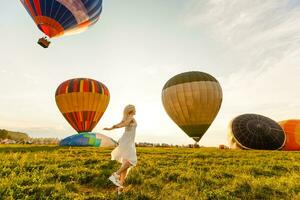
[{"xmin": 103, "ymin": 117, "xmax": 133, "ymax": 131}]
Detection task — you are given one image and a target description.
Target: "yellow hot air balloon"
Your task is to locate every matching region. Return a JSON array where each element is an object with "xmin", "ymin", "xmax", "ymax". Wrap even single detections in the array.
[
  {"xmin": 161, "ymin": 71, "xmax": 223, "ymax": 142},
  {"xmin": 55, "ymin": 78, "xmax": 110, "ymax": 133}
]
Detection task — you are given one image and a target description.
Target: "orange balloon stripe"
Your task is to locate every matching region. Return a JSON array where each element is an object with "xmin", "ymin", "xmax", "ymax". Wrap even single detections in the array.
[
  {"xmin": 85, "ymin": 112, "xmax": 91, "ymax": 130},
  {"xmin": 34, "ymin": 16, "xmax": 65, "ymax": 38},
  {"xmin": 76, "ymin": 112, "xmax": 83, "ymax": 131},
  {"xmin": 86, "ymin": 111, "xmax": 92, "ymax": 124},
  {"xmin": 33, "ymin": 0, "xmax": 42, "ymax": 16},
  {"xmin": 78, "ymin": 20, "xmax": 91, "ymax": 29},
  {"xmin": 75, "ymin": 112, "xmax": 82, "ymax": 131},
  {"xmin": 83, "ymin": 80, "xmax": 88, "ymax": 92},
  {"xmin": 87, "ymin": 116, "xmax": 93, "ymax": 130},
  {"xmin": 90, "ymin": 114, "xmax": 101, "ymax": 130},
  {"xmin": 79, "ymin": 111, "xmax": 83, "ymax": 122},
  {"xmin": 87, "ymin": 111, "xmax": 96, "ymax": 132}
]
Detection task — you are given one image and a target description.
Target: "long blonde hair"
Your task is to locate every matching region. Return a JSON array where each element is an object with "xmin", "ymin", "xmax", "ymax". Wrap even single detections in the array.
[{"xmin": 122, "ymin": 104, "xmax": 136, "ymax": 121}]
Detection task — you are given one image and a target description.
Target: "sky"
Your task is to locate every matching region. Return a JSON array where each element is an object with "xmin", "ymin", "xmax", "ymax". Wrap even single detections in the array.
[{"xmin": 0, "ymin": 0, "xmax": 299, "ymax": 146}]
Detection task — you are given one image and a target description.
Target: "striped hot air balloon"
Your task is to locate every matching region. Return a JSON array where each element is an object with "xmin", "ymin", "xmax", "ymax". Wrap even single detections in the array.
[
  {"xmin": 20, "ymin": 0, "xmax": 103, "ymax": 47},
  {"xmin": 228, "ymin": 114, "xmax": 286, "ymax": 150},
  {"xmin": 279, "ymin": 120, "xmax": 300, "ymax": 151},
  {"xmin": 161, "ymin": 71, "xmax": 223, "ymax": 143},
  {"xmin": 55, "ymin": 78, "xmax": 109, "ymax": 133}
]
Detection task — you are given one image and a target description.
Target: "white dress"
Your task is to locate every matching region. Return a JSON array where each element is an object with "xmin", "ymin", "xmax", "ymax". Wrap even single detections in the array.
[{"xmin": 111, "ymin": 120, "xmax": 137, "ymax": 166}]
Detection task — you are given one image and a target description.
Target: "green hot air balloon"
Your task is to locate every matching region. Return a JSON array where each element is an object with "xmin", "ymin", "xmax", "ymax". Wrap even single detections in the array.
[{"xmin": 162, "ymin": 71, "xmax": 223, "ymax": 143}]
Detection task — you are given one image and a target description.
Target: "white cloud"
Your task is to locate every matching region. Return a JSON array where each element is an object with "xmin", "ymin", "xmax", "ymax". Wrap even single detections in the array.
[
  {"xmin": 182, "ymin": 0, "xmax": 300, "ymax": 146},
  {"xmin": 183, "ymin": 0, "xmax": 300, "ymax": 68}
]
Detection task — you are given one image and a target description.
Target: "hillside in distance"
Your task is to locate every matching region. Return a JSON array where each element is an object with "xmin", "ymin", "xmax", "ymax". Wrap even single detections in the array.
[{"xmin": 0, "ymin": 129, "xmax": 29, "ymax": 141}]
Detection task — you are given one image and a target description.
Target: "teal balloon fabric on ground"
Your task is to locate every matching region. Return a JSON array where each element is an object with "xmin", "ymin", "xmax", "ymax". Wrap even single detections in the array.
[{"xmin": 60, "ymin": 132, "xmax": 117, "ymax": 147}]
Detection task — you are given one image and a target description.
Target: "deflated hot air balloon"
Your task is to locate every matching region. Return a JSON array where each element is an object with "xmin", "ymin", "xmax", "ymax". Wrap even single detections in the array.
[
  {"xmin": 60, "ymin": 132, "xmax": 117, "ymax": 147},
  {"xmin": 162, "ymin": 71, "xmax": 223, "ymax": 143},
  {"xmin": 20, "ymin": 0, "xmax": 103, "ymax": 48},
  {"xmin": 228, "ymin": 114, "xmax": 286, "ymax": 150},
  {"xmin": 279, "ymin": 120, "xmax": 300, "ymax": 151},
  {"xmin": 55, "ymin": 78, "xmax": 110, "ymax": 133}
]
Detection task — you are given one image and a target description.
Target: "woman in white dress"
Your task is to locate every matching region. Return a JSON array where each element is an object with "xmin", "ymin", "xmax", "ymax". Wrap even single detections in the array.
[{"xmin": 104, "ymin": 104, "xmax": 137, "ymax": 189}]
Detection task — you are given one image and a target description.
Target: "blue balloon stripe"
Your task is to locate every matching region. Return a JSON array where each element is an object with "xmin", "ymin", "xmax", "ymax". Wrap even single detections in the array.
[
  {"xmin": 82, "ymin": 0, "xmax": 103, "ymax": 18},
  {"xmin": 87, "ymin": 3, "xmax": 102, "ymax": 22},
  {"xmin": 89, "ymin": 6, "xmax": 102, "ymax": 24}
]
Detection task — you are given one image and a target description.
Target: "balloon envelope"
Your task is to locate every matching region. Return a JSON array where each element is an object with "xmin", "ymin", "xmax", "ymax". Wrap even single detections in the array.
[
  {"xmin": 20, "ymin": 0, "xmax": 103, "ymax": 38},
  {"xmin": 60, "ymin": 132, "xmax": 117, "ymax": 147},
  {"xmin": 228, "ymin": 114, "xmax": 286, "ymax": 150},
  {"xmin": 279, "ymin": 120, "xmax": 300, "ymax": 151},
  {"xmin": 161, "ymin": 71, "xmax": 223, "ymax": 142},
  {"xmin": 55, "ymin": 78, "xmax": 110, "ymax": 133}
]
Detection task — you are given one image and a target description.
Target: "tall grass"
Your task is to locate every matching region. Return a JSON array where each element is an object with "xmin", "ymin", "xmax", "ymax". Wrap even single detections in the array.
[{"xmin": 0, "ymin": 145, "xmax": 300, "ymax": 200}]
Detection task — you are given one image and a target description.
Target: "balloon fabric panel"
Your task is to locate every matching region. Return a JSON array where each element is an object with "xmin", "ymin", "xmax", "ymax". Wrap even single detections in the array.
[
  {"xmin": 279, "ymin": 120, "xmax": 300, "ymax": 151},
  {"xmin": 163, "ymin": 82, "xmax": 222, "ymax": 125}
]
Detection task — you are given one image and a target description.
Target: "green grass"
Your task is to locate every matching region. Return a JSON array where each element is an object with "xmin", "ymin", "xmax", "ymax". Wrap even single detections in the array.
[{"xmin": 0, "ymin": 145, "xmax": 300, "ymax": 200}]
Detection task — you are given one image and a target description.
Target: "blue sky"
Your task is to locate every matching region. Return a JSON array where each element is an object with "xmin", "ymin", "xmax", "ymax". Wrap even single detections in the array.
[{"xmin": 0, "ymin": 0, "xmax": 299, "ymax": 146}]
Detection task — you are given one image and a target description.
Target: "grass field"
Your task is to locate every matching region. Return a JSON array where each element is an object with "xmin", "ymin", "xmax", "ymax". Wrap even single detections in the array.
[{"xmin": 0, "ymin": 145, "xmax": 300, "ymax": 200}]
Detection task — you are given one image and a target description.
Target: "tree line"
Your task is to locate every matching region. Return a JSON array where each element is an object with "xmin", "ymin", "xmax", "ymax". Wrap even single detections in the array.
[{"xmin": 0, "ymin": 129, "xmax": 59, "ymax": 145}]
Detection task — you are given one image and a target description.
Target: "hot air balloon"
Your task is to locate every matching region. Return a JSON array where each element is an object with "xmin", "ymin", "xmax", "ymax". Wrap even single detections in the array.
[
  {"xmin": 161, "ymin": 71, "xmax": 223, "ymax": 143},
  {"xmin": 60, "ymin": 132, "xmax": 117, "ymax": 147},
  {"xmin": 55, "ymin": 78, "xmax": 110, "ymax": 133},
  {"xmin": 278, "ymin": 120, "xmax": 300, "ymax": 151},
  {"xmin": 20, "ymin": 0, "xmax": 103, "ymax": 48},
  {"xmin": 228, "ymin": 114, "xmax": 286, "ymax": 150}
]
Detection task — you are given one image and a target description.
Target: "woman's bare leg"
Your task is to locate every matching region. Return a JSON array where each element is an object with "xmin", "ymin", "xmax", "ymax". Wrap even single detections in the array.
[
  {"xmin": 116, "ymin": 160, "xmax": 132, "ymax": 175},
  {"xmin": 119, "ymin": 168, "xmax": 128, "ymax": 186}
]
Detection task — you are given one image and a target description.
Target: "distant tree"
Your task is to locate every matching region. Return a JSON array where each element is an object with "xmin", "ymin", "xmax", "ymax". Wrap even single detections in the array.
[{"xmin": 0, "ymin": 129, "xmax": 8, "ymax": 139}]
